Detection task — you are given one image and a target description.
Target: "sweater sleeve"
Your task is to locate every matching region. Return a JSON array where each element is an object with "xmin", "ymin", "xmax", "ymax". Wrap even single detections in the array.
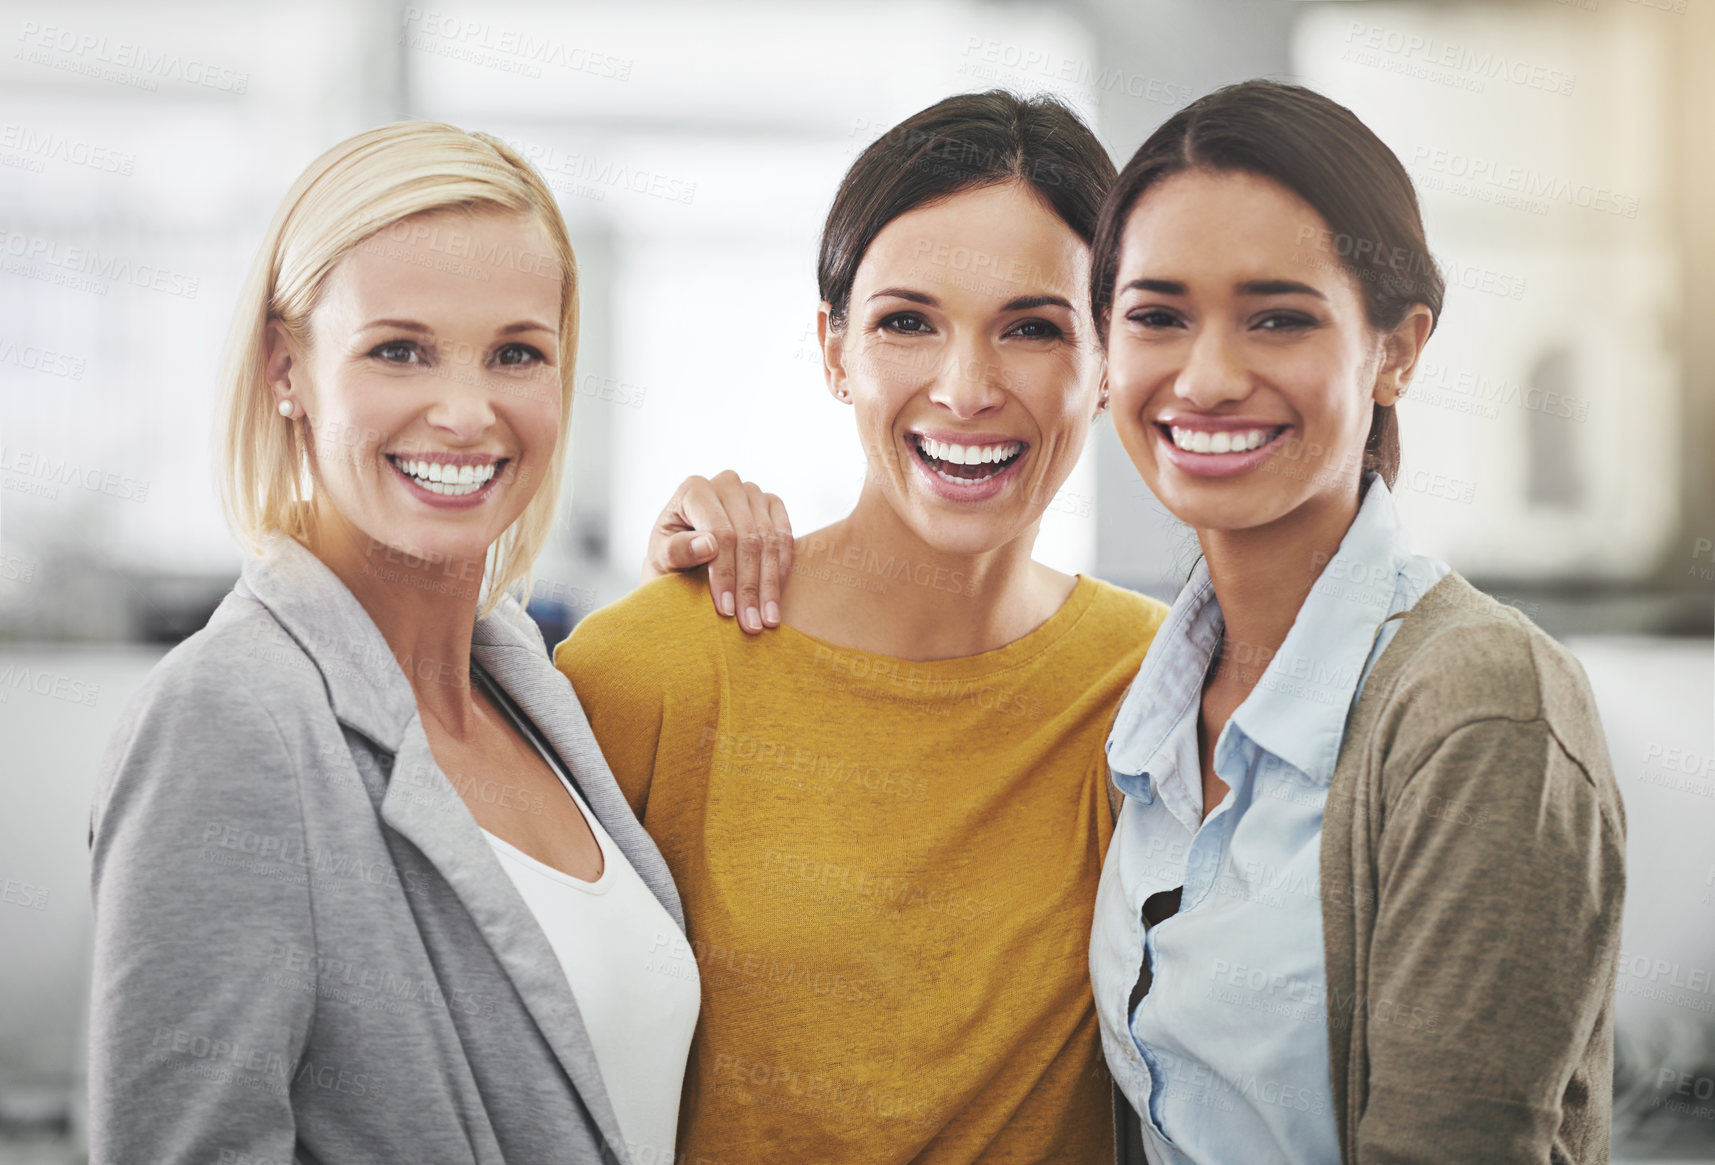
[
  {"xmin": 88, "ymin": 654, "xmax": 317, "ymax": 1165},
  {"xmin": 1355, "ymin": 714, "xmax": 1625, "ymax": 1164},
  {"xmin": 553, "ymin": 574, "xmax": 714, "ymax": 818}
]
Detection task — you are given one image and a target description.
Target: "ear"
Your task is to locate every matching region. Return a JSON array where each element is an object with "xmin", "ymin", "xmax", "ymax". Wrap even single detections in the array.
[
  {"xmin": 1093, "ymin": 368, "xmax": 1110, "ymax": 421},
  {"xmin": 265, "ymin": 319, "xmax": 303, "ymax": 411},
  {"xmin": 1372, "ymin": 304, "xmax": 1434, "ymax": 407},
  {"xmin": 817, "ymin": 301, "xmax": 850, "ymax": 404}
]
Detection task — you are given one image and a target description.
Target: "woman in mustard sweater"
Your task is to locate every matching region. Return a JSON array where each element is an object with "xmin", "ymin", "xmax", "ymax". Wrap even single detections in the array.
[{"xmin": 555, "ymin": 91, "xmax": 1166, "ymax": 1163}]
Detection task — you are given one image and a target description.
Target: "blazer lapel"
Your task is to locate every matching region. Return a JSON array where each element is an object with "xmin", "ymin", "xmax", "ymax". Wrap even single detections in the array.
[
  {"xmin": 468, "ymin": 632, "xmax": 687, "ymax": 933},
  {"xmin": 379, "ymin": 720, "xmax": 632, "ymax": 1163}
]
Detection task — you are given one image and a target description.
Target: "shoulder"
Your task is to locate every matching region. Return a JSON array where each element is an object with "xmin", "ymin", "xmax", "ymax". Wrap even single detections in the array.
[
  {"xmin": 92, "ymin": 593, "xmax": 320, "ymax": 852},
  {"xmin": 130, "ymin": 593, "xmax": 319, "ymax": 731},
  {"xmin": 97, "ymin": 595, "xmax": 317, "ymax": 796},
  {"xmin": 553, "ymin": 571, "xmax": 723, "ymax": 693},
  {"xmin": 1366, "ymin": 572, "xmax": 1614, "ymax": 792},
  {"xmin": 1072, "ymin": 575, "xmax": 1172, "ymax": 655}
]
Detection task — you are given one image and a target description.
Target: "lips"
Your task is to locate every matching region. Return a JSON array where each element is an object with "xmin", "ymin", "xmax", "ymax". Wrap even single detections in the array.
[
  {"xmin": 906, "ymin": 431, "xmax": 1030, "ymax": 502},
  {"xmin": 384, "ymin": 453, "xmax": 509, "ymax": 503},
  {"xmin": 1152, "ymin": 418, "xmax": 1290, "ymax": 479}
]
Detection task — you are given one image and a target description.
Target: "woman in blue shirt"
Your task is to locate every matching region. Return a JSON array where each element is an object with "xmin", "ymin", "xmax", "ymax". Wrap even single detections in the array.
[{"xmin": 1087, "ymin": 80, "xmax": 1623, "ymax": 1163}]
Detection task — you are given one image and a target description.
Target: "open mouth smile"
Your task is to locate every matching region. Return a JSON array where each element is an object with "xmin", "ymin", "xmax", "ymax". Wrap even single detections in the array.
[
  {"xmin": 1153, "ymin": 421, "xmax": 1290, "ymax": 479},
  {"xmin": 909, "ymin": 434, "xmax": 1027, "ymax": 486},
  {"xmin": 385, "ymin": 454, "xmax": 508, "ymax": 500}
]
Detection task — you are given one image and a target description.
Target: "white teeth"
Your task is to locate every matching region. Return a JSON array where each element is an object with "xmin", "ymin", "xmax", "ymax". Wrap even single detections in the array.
[
  {"xmin": 1169, "ymin": 427, "xmax": 1276, "ymax": 454},
  {"xmin": 389, "ymin": 456, "xmax": 499, "ymax": 496},
  {"xmin": 916, "ymin": 436, "xmax": 1023, "ymax": 466}
]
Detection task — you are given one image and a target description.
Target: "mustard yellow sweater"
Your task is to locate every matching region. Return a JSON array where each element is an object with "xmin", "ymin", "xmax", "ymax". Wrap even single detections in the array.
[{"xmin": 555, "ymin": 571, "xmax": 1167, "ymax": 1164}]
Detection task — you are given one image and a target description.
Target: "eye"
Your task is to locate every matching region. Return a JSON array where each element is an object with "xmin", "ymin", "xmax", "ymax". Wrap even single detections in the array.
[
  {"xmin": 1006, "ymin": 318, "xmax": 1065, "ymax": 341},
  {"xmin": 371, "ymin": 340, "xmax": 424, "ymax": 364},
  {"xmin": 1254, "ymin": 311, "xmax": 1316, "ymax": 332},
  {"xmin": 878, "ymin": 312, "xmax": 933, "ymax": 335},
  {"xmin": 1125, "ymin": 307, "xmax": 1184, "ymax": 329},
  {"xmin": 494, "ymin": 343, "xmax": 547, "ymax": 367}
]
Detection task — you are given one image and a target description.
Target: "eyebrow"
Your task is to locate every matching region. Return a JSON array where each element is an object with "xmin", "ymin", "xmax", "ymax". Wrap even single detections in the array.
[
  {"xmin": 1002, "ymin": 294, "xmax": 1074, "ymax": 312},
  {"xmin": 1122, "ymin": 278, "xmax": 1326, "ymax": 300},
  {"xmin": 1236, "ymin": 279, "xmax": 1325, "ymax": 299},
  {"xmin": 357, "ymin": 318, "xmax": 558, "ymax": 336},
  {"xmin": 867, "ymin": 288, "xmax": 938, "ymax": 306},
  {"xmin": 865, "ymin": 290, "xmax": 1074, "ymax": 312}
]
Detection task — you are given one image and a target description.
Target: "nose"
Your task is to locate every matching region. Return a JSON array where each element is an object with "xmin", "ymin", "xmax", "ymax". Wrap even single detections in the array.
[
  {"xmin": 928, "ymin": 331, "xmax": 1008, "ymax": 419},
  {"xmin": 423, "ymin": 360, "xmax": 499, "ymax": 440},
  {"xmin": 1175, "ymin": 324, "xmax": 1251, "ymax": 409}
]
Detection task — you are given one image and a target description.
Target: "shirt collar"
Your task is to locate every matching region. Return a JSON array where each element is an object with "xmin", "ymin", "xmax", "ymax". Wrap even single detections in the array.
[
  {"xmin": 1227, "ymin": 475, "xmax": 1410, "ymax": 784},
  {"xmin": 1105, "ymin": 559, "xmax": 1222, "ymax": 805},
  {"xmin": 1106, "ymin": 474, "xmax": 1412, "ymax": 796}
]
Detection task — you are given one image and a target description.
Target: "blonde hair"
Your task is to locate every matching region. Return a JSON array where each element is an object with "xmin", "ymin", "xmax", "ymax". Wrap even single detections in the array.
[{"xmin": 218, "ymin": 120, "xmax": 578, "ymax": 618}]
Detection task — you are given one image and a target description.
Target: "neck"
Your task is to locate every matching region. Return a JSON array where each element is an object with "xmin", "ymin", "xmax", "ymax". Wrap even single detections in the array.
[
  {"xmin": 790, "ymin": 480, "xmax": 1067, "ymax": 660},
  {"xmin": 302, "ymin": 506, "xmax": 487, "ymax": 737},
  {"xmin": 1199, "ymin": 486, "xmax": 1362, "ymax": 697}
]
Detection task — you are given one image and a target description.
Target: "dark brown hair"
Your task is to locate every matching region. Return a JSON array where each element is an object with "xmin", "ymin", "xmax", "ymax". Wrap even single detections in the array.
[
  {"xmin": 1089, "ymin": 80, "xmax": 1443, "ymax": 488},
  {"xmin": 819, "ymin": 90, "xmax": 1116, "ymax": 329}
]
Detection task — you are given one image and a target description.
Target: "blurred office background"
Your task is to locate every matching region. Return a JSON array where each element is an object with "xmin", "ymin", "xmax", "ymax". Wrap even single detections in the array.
[{"xmin": 0, "ymin": 0, "xmax": 1710, "ymax": 1160}]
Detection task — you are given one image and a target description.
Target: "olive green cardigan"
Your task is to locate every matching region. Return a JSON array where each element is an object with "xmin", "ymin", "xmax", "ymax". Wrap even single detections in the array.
[{"xmin": 1112, "ymin": 571, "xmax": 1627, "ymax": 1164}]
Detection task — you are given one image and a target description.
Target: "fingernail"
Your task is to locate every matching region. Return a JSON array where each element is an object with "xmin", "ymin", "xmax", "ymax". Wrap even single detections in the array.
[
  {"xmin": 720, "ymin": 591, "xmax": 735, "ymax": 617},
  {"xmin": 691, "ymin": 534, "xmax": 715, "ymax": 557},
  {"xmin": 745, "ymin": 607, "xmax": 761, "ymax": 632},
  {"xmin": 765, "ymin": 601, "xmax": 780, "ymax": 625}
]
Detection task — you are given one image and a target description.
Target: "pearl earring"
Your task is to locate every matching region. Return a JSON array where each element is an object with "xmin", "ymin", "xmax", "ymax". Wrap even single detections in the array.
[{"xmin": 278, "ymin": 399, "xmax": 295, "ymax": 418}]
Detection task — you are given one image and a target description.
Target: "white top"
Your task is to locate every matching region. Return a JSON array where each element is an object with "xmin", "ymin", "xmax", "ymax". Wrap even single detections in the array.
[{"xmin": 482, "ymin": 775, "xmax": 700, "ymax": 1165}]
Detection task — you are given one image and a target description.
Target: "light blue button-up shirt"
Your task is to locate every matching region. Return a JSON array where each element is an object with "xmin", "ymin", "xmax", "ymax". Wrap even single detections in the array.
[{"xmin": 1090, "ymin": 476, "xmax": 1449, "ymax": 1164}]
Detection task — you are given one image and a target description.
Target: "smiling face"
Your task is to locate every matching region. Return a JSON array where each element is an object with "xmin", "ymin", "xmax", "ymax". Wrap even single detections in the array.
[
  {"xmin": 1105, "ymin": 168, "xmax": 1422, "ymax": 536},
  {"xmin": 270, "ymin": 207, "xmax": 564, "ymax": 576},
  {"xmin": 821, "ymin": 180, "xmax": 1101, "ymax": 556}
]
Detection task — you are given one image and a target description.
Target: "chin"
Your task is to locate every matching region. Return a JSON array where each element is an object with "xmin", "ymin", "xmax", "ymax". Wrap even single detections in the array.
[
  {"xmin": 908, "ymin": 509, "xmax": 1026, "ymax": 559},
  {"xmin": 363, "ymin": 517, "xmax": 496, "ymax": 571}
]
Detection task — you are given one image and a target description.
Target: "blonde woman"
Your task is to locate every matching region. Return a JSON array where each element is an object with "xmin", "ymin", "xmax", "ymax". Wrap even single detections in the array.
[{"xmin": 86, "ymin": 122, "xmax": 697, "ymax": 1165}]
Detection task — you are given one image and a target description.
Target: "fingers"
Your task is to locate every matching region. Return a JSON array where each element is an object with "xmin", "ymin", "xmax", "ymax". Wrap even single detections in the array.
[
  {"xmin": 705, "ymin": 471, "xmax": 788, "ymax": 635},
  {"xmin": 658, "ymin": 531, "xmax": 719, "ymax": 573},
  {"xmin": 699, "ymin": 471, "xmax": 751, "ymax": 623},
  {"xmin": 758, "ymin": 493, "xmax": 796, "ymax": 627},
  {"xmin": 640, "ymin": 471, "xmax": 792, "ymax": 634},
  {"xmin": 641, "ymin": 475, "xmax": 713, "ymax": 582}
]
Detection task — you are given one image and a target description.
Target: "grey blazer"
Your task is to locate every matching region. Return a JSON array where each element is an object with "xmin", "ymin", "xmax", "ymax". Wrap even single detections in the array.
[{"xmin": 87, "ymin": 531, "xmax": 686, "ymax": 1165}]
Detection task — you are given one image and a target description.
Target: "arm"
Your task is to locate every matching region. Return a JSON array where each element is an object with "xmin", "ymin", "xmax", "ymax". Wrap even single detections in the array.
[
  {"xmin": 1356, "ymin": 715, "xmax": 1625, "ymax": 1163},
  {"xmin": 642, "ymin": 470, "xmax": 795, "ymax": 634},
  {"xmin": 88, "ymin": 661, "xmax": 316, "ymax": 1164}
]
